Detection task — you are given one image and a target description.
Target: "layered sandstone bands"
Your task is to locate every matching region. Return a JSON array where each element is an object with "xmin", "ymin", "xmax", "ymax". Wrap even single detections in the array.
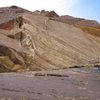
[{"xmin": 0, "ymin": 6, "xmax": 100, "ymax": 72}]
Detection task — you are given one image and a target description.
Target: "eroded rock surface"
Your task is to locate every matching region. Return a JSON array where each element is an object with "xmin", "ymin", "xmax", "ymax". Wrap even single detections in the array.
[
  {"xmin": 0, "ymin": 6, "xmax": 100, "ymax": 72},
  {"xmin": 0, "ymin": 9, "xmax": 36, "ymax": 72},
  {"xmin": 0, "ymin": 68, "xmax": 100, "ymax": 100}
]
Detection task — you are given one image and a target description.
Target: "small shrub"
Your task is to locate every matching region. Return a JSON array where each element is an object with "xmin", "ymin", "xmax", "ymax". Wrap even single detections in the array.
[
  {"xmin": 10, "ymin": 5, "xmax": 18, "ymax": 9},
  {"xmin": 81, "ymin": 27, "xmax": 100, "ymax": 37}
]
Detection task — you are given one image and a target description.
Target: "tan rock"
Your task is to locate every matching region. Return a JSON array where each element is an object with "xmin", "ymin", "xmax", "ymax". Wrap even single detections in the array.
[{"xmin": 0, "ymin": 6, "xmax": 100, "ymax": 72}]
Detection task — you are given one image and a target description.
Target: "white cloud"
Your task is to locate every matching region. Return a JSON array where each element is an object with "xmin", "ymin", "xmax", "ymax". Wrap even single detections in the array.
[{"xmin": 0, "ymin": 0, "xmax": 79, "ymax": 15}]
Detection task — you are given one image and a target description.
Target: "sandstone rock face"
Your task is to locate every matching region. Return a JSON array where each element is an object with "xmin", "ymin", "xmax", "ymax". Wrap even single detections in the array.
[
  {"xmin": 45, "ymin": 11, "xmax": 59, "ymax": 17},
  {"xmin": 0, "ymin": 6, "xmax": 100, "ymax": 72},
  {"xmin": 47, "ymin": 15, "xmax": 100, "ymax": 28}
]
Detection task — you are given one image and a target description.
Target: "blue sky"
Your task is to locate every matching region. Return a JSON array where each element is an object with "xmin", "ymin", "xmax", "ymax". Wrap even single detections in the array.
[
  {"xmin": 0, "ymin": 0, "xmax": 99, "ymax": 23},
  {"xmin": 69, "ymin": 0, "xmax": 100, "ymax": 23}
]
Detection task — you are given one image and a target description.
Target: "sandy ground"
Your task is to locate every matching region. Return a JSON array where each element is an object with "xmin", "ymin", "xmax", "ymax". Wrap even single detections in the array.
[{"xmin": 0, "ymin": 68, "xmax": 100, "ymax": 100}]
